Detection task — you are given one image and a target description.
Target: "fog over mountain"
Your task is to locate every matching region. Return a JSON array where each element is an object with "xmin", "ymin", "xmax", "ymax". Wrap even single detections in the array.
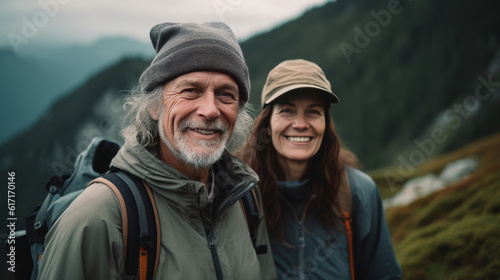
[{"xmin": 0, "ymin": 36, "xmax": 153, "ymax": 145}]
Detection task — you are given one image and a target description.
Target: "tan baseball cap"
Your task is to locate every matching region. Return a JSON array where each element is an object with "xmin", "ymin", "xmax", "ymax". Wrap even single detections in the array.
[{"xmin": 261, "ymin": 59, "xmax": 339, "ymax": 107}]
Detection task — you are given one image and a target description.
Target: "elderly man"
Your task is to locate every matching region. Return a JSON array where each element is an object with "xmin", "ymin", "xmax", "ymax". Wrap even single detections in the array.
[{"xmin": 38, "ymin": 22, "xmax": 276, "ymax": 280}]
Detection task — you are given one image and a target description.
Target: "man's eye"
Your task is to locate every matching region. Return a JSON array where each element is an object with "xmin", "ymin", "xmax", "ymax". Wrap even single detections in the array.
[
  {"xmin": 182, "ymin": 88, "xmax": 197, "ymax": 93},
  {"xmin": 217, "ymin": 92, "xmax": 237, "ymax": 103},
  {"xmin": 180, "ymin": 89, "xmax": 201, "ymax": 98}
]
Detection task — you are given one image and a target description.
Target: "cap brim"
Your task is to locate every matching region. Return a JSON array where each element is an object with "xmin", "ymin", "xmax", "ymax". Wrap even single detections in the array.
[{"xmin": 264, "ymin": 84, "xmax": 339, "ymax": 106}]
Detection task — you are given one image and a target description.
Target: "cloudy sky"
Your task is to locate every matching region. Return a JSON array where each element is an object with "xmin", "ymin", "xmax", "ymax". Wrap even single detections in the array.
[{"xmin": 1, "ymin": 0, "xmax": 328, "ymax": 53}]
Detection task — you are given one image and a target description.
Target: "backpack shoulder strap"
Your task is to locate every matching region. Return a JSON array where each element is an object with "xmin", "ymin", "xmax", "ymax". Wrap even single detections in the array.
[
  {"xmin": 338, "ymin": 168, "xmax": 352, "ymax": 216},
  {"xmin": 90, "ymin": 170, "xmax": 160, "ymax": 280},
  {"xmin": 338, "ymin": 168, "xmax": 355, "ymax": 280},
  {"xmin": 240, "ymin": 188, "xmax": 268, "ymax": 255}
]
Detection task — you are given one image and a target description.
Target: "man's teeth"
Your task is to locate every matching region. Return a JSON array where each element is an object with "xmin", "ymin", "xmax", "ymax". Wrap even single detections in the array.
[
  {"xmin": 194, "ymin": 128, "xmax": 216, "ymax": 135},
  {"xmin": 286, "ymin": 136, "xmax": 312, "ymax": 142}
]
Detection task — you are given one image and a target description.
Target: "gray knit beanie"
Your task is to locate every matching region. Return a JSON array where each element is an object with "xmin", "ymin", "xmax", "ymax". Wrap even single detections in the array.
[{"xmin": 139, "ymin": 22, "xmax": 250, "ymax": 105}]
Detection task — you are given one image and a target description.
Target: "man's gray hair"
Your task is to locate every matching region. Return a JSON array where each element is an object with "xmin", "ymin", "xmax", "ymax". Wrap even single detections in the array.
[{"xmin": 121, "ymin": 85, "xmax": 254, "ymax": 152}]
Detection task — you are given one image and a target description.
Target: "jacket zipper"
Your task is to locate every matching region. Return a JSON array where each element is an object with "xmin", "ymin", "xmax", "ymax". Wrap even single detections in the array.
[
  {"xmin": 297, "ymin": 220, "xmax": 306, "ymax": 280},
  {"xmin": 207, "ymin": 233, "xmax": 223, "ymax": 280},
  {"xmin": 207, "ymin": 181, "xmax": 257, "ymax": 280},
  {"xmin": 280, "ymin": 195, "xmax": 307, "ymax": 280}
]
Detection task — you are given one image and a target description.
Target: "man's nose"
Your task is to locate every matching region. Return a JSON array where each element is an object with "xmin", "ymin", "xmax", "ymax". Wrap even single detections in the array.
[{"xmin": 196, "ymin": 92, "xmax": 220, "ymax": 120}]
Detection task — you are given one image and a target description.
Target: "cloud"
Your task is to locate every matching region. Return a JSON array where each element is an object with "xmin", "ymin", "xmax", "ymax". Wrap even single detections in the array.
[{"xmin": 0, "ymin": 0, "xmax": 327, "ymax": 51}]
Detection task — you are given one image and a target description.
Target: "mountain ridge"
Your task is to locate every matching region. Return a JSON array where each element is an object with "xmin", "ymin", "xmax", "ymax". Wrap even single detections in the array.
[{"xmin": 0, "ymin": 36, "xmax": 153, "ymax": 145}]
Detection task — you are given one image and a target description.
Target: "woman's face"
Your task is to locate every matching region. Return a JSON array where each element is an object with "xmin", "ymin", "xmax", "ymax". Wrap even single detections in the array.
[{"xmin": 269, "ymin": 92, "xmax": 326, "ymax": 165}]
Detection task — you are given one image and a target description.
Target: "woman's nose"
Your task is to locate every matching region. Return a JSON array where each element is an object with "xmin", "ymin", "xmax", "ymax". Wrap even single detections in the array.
[{"xmin": 292, "ymin": 114, "xmax": 309, "ymax": 129}]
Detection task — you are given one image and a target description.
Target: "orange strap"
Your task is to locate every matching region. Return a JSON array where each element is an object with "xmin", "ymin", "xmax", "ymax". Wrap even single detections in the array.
[
  {"xmin": 139, "ymin": 246, "xmax": 148, "ymax": 280},
  {"xmin": 89, "ymin": 178, "xmax": 129, "ymax": 261},
  {"xmin": 344, "ymin": 211, "xmax": 355, "ymax": 280}
]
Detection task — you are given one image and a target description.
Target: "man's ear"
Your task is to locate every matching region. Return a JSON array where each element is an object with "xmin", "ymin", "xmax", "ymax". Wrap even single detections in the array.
[
  {"xmin": 150, "ymin": 85, "xmax": 165, "ymax": 120},
  {"xmin": 150, "ymin": 107, "xmax": 159, "ymax": 120}
]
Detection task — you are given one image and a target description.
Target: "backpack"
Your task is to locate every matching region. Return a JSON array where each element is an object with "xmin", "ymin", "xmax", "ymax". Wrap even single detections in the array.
[
  {"xmin": 338, "ymin": 168, "xmax": 355, "ymax": 280},
  {"xmin": 13, "ymin": 137, "xmax": 263, "ymax": 280}
]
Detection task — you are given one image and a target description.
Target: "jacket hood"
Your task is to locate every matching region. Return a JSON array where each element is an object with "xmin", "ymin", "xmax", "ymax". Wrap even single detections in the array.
[{"xmin": 110, "ymin": 136, "xmax": 258, "ymax": 213}]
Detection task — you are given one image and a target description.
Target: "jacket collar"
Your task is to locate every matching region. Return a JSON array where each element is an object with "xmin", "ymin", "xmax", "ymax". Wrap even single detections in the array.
[
  {"xmin": 110, "ymin": 136, "xmax": 258, "ymax": 211},
  {"xmin": 278, "ymin": 178, "xmax": 310, "ymax": 201}
]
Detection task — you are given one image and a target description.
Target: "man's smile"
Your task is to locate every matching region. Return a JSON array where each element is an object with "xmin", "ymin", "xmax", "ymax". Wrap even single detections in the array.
[{"xmin": 190, "ymin": 128, "xmax": 220, "ymax": 135}]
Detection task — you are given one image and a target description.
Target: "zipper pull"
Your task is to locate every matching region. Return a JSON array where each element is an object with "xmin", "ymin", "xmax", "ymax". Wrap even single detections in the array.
[
  {"xmin": 298, "ymin": 221, "xmax": 305, "ymax": 248},
  {"xmin": 207, "ymin": 234, "xmax": 216, "ymax": 249}
]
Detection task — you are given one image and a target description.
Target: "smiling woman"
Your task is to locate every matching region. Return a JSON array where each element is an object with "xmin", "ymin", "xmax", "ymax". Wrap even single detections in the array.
[
  {"xmin": 238, "ymin": 59, "xmax": 402, "ymax": 280},
  {"xmin": 269, "ymin": 91, "xmax": 326, "ymax": 181}
]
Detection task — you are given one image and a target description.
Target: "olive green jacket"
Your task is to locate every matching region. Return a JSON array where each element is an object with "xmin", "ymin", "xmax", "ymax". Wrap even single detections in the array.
[{"xmin": 38, "ymin": 138, "xmax": 276, "ymax": 280}]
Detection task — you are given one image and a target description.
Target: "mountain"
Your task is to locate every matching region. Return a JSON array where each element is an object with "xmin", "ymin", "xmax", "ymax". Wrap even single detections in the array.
[
  {"xmin": 0, "ymin": 57, "xmax": 147, "ymax": 225},
  {"xmin": 31, "ymin": 36, "xmax": 153, "ymax": 78},
  {"xmin": 0, "ymin": 36, "xmax": 153, "ymax": 145},
  {"xmin": 0, "ymin": 56, "xmax": 150, "ymax": 279},
  {"xmin": 0, "ymin": 48, "xmax": 59, "ymax": 144}
]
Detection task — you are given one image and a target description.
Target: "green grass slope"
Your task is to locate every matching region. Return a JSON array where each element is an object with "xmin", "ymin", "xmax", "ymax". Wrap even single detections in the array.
[{"xmin": 370, "ymin": 131, "xmax": 500, "ymax": 279}]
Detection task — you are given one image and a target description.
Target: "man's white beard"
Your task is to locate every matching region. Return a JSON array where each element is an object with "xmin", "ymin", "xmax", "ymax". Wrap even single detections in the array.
[{"xmin": 159, "ymin": 117, "xmax": 230, "ymax": 169}]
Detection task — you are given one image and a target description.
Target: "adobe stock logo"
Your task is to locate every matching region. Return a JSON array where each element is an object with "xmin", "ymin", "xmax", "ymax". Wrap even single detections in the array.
[
  {"xmin": 384, "ymin": 74, "xmax": 500, "ymax": 188},
  {"xmin": 7, "ymin": 0, "xmax": 72, "ymax": 54},
  {"xmin": 339, "ymin": 0, "xmax": 404, "ymax": 63},
  {"xmin": 213, "ymin": 0, "xmax": 244, "ymax": 21}
]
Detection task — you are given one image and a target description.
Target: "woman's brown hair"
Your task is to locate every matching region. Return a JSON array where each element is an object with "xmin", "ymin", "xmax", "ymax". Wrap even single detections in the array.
[{"xmin": 237, "ymin": 102, "xmax": 358, "ymax": 241}]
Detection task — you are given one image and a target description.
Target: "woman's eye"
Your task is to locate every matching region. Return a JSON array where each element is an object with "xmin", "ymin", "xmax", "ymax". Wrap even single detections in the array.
[
  {"xmin": 279, "ymin": 108, "xmax": 292, "ymax": 114},
  {"xmin": 309, "ymin": 110, "xmax": 321, "ymax": 115}
]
